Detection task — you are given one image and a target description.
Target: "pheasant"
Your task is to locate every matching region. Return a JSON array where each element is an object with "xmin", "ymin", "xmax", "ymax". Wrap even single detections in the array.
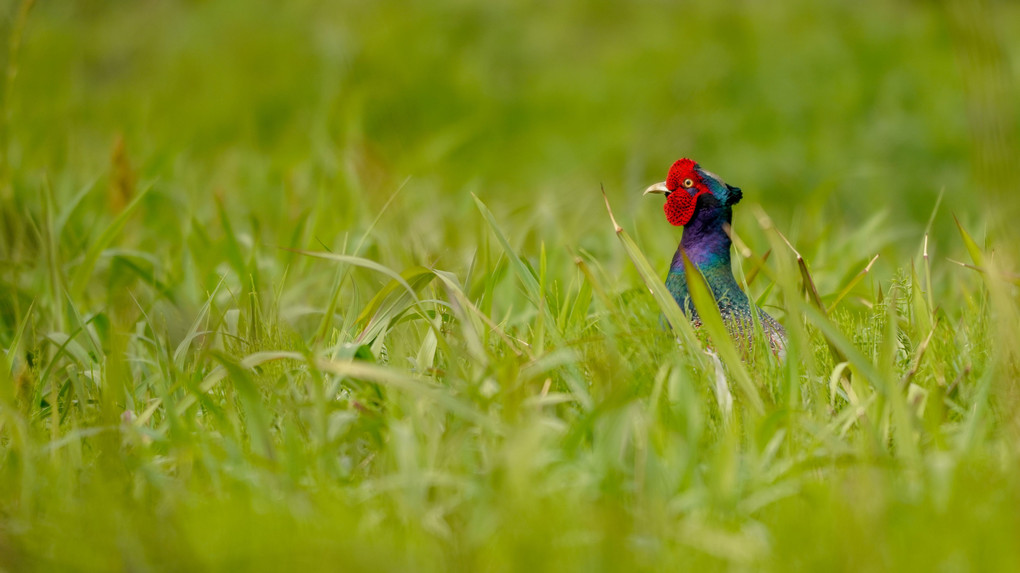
[{"xmin": 643, "ymin": 158, "xmax": 786, "ymax": 354}]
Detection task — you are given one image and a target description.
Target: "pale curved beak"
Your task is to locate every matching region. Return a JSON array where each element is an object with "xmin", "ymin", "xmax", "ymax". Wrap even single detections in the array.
[{"xmin": 643, "ymin": 182, "xmax": 670, "ymax": 195}]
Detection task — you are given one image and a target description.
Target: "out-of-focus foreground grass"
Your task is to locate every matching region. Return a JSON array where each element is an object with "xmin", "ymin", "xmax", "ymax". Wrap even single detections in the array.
[{"xmin": 1, "ymin": 0, "xmax": 1020, "ymax": 570}]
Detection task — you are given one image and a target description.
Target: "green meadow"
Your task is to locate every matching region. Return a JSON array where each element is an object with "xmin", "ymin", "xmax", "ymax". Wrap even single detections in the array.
[{"xmin": 2, "ymin": 0, "xmax": 1020, "ymax": 570}]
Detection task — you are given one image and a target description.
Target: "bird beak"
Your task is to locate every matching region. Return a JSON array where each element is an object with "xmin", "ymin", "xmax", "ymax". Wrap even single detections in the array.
[{"xmin": 643, "ymin": 182, "xmax": 670, "ymax": 196}]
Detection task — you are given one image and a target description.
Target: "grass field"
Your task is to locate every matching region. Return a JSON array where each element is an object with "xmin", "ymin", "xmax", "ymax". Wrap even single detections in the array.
[{"xmin": 2, "ymin": 0, "xmax": 1020, "ymax": 570}]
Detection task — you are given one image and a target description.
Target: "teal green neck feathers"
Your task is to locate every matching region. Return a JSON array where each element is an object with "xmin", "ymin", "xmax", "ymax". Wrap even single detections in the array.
[{"xmin": 665, "ymin": 200, "xmax": 747, "ymax": 321}]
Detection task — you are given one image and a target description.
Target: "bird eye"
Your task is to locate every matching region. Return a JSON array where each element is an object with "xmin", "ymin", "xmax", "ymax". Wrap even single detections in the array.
[{"xmin": 683, "ymin": 178, "xmax": 694, "ymax": 188}]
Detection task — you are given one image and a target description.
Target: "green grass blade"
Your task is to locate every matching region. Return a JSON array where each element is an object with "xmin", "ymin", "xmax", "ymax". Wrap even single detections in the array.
[
  {"xmin": 210, "ymin": 351, "xmax": 277, "ymax": 462},
  {"xmin": 827, "ymin": 254, "xmax": 879, "ymax": 313},
  {"xmin": 0, "ymin": 300, "xmax": 34, "ymax": 404},
  {"xmin": 174, "ymin": 275, "xmax": 225, "ymax": 369},
  {"xmin": 286, "ymin": 249, "xmax": 420, "ymax": 302},
  {"xmin": 68, "ymin": 182, "xmax": 153, "ymax": 297},
  {"xmin": 601, "ymin": 189, "xmax": 700, "ymax": 347},
  {"xmin": 472, "ymin": 193, "xmax": 542, "ymax": 306},
  {"xmin": 355, "ymin": 265, "xmax": 437, "ymax": 325},
  {"xmin": 953, "ymin": 214, "xmax": 984, "ymax": 268},
  {"xmin": 791, "ymin": 297, "xmax": 889, "ymax": 395},
  {"xmin": 475, "ymin": 193, "xmax": 591, "ymax": 409},
  {"xmin": 680, "ymin": 250, "xmax": 765, "ymax": 414}
]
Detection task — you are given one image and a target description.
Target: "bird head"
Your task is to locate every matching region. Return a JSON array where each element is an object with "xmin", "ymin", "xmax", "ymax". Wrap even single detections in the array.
[{"xmin": 643, "ymin": 158, "xmax": 743, "ymax": 226}]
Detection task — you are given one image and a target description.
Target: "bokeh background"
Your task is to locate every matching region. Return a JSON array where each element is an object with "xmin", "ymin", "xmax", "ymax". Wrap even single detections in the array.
[{"xmin": 6, "ymin": 0, "xmax": 1019, "ymax": 258}]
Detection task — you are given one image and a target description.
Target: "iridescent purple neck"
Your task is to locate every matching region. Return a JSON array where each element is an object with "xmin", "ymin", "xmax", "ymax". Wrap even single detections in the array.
[
  {"xmin": 665, "ymin": 203, "xmax": 742, "ymax": 318},
  {"xmin": 669, "ymin": 204, "xmax": 733, "ymax": 272}
]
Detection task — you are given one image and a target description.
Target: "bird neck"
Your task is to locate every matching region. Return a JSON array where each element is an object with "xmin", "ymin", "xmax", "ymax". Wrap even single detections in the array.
[
  {"xmin": 666, "ymin": 205, "xmax": 744, "ymax": 314},
  {"xmin": 671, "ymin": 205, "xmax": 733, "ymax": 273}
]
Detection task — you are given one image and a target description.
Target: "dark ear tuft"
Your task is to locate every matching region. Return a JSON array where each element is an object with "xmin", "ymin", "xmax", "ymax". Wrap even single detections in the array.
[{"xmin": 725, "ymin": 184, "xmax": 743, "ymax": 206}]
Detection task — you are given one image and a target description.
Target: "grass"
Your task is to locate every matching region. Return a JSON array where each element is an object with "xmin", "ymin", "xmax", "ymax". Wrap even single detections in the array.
[{"xmin": 2, "ymin": 0, "xmax": 1020, "ymax": 570}]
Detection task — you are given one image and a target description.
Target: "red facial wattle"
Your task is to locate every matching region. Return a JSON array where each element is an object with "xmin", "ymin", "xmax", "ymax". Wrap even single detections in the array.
[{"xmin": 663, "ymin": 189, "xmax": 709, "ymax": 226}]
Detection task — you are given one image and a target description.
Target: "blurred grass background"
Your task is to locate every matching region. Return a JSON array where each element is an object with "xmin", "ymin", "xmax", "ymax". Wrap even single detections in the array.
[
  {"xmin": 1, "ymin": 0, "xmax": 1020, "ymax": 570},
  {"xmin": 7, "ymin": 1, "xmax": 1019, "ymax": 235}
]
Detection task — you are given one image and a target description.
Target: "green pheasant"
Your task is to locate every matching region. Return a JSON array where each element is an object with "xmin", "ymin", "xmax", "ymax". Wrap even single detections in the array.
[{"xmin": 644, "ymin": 158, "xmax": 786, "ymax": 355}]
